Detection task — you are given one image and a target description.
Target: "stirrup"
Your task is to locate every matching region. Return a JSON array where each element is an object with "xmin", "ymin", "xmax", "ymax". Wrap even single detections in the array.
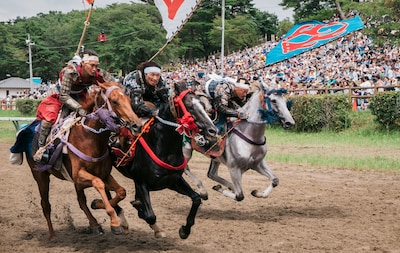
[
  {"xmin": 33, "ymin": 146, "xmax": 50, "ymax": 163},
  {"xmin": 33, "ymin": 147, "xmax": 45, "ymax": 162}
]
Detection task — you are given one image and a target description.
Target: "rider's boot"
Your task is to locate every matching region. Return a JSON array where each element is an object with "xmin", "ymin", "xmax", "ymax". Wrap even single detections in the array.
[{"xmin": 33, "ymin": 120, "xmax": 52, "ymax": 163}]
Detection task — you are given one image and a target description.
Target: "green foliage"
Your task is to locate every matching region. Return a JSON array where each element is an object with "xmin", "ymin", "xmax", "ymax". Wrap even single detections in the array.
[
  {"xmin": 290, "ymin": 94, "xmax": 351, "ymax": 132},
  {"xmin": 209, "ymin": 15, "xmax": 259, "ymax": 54},
  {"xmin": 15, "ymin": 99, "xmax": 39, "ymax": 115},
  {"xmin": 369, "ymin": 91, "xmax": 400, "ymax": 130},
  {"xmin": 0, "ymin": 1, "xmax": 276, "ymax": 80}
]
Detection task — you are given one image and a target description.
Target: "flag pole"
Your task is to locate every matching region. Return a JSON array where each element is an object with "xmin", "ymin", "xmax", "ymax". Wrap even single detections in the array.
[
  {"xmin": 148, "ymin": 0, "xmax": 202, "ymax": 62},
  {"xmin": 75, "ymin": 1, "xmax": 95, "ymax": 56}
]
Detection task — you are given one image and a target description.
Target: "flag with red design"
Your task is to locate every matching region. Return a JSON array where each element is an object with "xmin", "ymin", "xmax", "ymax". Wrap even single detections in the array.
[
  {"xmin": 154, "ymin": 0, "xmax": 202, "ymax": 40},
  {"xmin": 266, "ymin": 15, "xmax": 364, "ymax": 66},
  {"xmin": 86, "ymin": 0, "xmax": 94, "ymax": 4}
]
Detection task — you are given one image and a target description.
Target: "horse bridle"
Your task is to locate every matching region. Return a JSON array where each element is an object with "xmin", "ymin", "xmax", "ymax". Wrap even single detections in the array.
[
  {"xmin": 93, "ymin": 85, "xmax": 131, "ymax": 129},
  {"xmin": 245, "ymin": 86, "xmax": 288, "ymax": 125},
  {"xmin": 169, "ymin": 89, "xmax": 200, "ymax": 137}
]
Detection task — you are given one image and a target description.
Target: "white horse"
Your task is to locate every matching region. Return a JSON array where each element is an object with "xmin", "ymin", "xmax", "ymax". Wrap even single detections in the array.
[{"xmin": 183, "ymin": 82, "xmax": 295, "ymax": 201}]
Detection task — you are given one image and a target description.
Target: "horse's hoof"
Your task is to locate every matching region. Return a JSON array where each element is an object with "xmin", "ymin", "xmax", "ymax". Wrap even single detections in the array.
[
  {"xmin": 111, "ymin": 225, "xmax": 124, "ymax": 235},
  {"xmin": 91, "ymin": 199, "xmax": 100, "ymax": 209},
  {"xmin": 154, "ymin": 231, "xmax": 167, "ymax": 238},
  {"xmin": 92, "ymin": 226, "xmax": 104, "ymax": 235},
  {"xmin": 48, "ymin": 234, "xmax": 58, "ymax": 241},
  {"xmin": 200, "ymin": 193, "xmax": 208, "ymax": 201},
  {"xmin": 121, "ymin": 225, "xmax": 130, "ymax": 235},
  {"xmin": 130, "ymin": 199, "xmax": 142, "ymax": 208},
  {"xmin": 272, "ymin": 178, "xmax": 279, "ymax": 187},
  {"xmin": 212, "ymin": 185, "xmax": 222, "ymax": 191},
  {"xmin": 179, "ymin": 226, "xmax": 190, "ymax": 239}
]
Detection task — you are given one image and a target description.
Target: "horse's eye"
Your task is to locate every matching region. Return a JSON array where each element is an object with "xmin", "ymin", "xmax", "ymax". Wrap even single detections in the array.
[
  {"xmin": 112, "ymin": 100, "xmax": 119, "ymax": 106},
  {"xmin": 271, "ymin": 99, "xmax": 277, "ymax": 104}
]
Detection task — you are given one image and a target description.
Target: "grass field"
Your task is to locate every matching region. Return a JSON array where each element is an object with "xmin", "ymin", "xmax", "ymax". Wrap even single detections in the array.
[{"xmin": 1, "ymin": 109, "xmax": 399, "ymax": 171}]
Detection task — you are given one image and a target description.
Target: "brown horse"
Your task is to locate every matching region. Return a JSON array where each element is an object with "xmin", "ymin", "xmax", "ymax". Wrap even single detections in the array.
[{"xmin": 25, "ymin": 81, "xmax": 142, "ymax": 240}]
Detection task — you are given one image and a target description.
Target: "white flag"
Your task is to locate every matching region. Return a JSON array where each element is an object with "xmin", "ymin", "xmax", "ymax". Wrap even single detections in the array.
[{"xmin": 154, "ymin": 0, "xmax": 201, "ymax": 40}]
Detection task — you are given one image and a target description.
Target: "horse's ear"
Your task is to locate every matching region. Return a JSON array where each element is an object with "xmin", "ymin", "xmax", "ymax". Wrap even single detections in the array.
[{"xmin": 173, "ymin": 80, "xmax": 188, "ymax": 94}]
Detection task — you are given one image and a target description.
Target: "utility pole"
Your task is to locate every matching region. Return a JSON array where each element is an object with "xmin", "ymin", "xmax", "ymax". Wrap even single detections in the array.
[
  {"xmin": 220, "ymin": 0, "xmax": 225, "ymax": 76},
  {"xmin": 26, "ymin": 34, "xmax": 34, "ymax": 92}
]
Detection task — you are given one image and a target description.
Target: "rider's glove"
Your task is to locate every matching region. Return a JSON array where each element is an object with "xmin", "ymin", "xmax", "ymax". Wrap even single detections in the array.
[{"xmin": 77, "ymin": 107, "xmax": 87, "ymax": 116}]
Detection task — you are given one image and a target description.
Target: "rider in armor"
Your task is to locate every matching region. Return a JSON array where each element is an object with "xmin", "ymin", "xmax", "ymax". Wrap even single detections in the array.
[
  {"xmin": 123, "ymin": 61, "xmax": 168, "ymax": 118},
  {"xmin": 34, "ymin": 49, "xmax": 115, "ymax": 162},
  {"xmin": 205, "ymin": 74, "xmax": 250, "ymax": 134}
]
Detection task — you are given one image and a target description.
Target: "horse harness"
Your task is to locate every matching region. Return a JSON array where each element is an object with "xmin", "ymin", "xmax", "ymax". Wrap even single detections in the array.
[{"xmin": 114, "ymin": 90, "xmax": 200, "ymax": 170}]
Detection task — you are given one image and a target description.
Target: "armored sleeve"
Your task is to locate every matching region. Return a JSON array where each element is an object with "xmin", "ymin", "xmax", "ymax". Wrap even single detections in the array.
[
  {"xmin": 213, "ymin": 83, "xmax": 238, "ymax": 117},
  {"xmin": 59, "ymin": 66, "xmax": 81, "ymax": 110},
  {"xmin": 123, "ymin": 71, "xmax": 154, "ymax": 117},
  {"xmin": 99, "ymin": 69, "xmax": 115, "ymax": 82}
]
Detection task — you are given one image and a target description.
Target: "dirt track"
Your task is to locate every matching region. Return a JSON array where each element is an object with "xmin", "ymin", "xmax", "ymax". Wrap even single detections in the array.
[{"xmin": 1, "ymin": 142, "xmax": 399, "ymax": 253}]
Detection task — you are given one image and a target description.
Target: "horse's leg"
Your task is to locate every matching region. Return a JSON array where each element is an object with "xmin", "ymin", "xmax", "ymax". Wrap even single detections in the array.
[
  {"xmin": 30, "ymin": 169, "xmax": 56, "ymax": 240},
  {"xmin": 75, "ymin": 187, "xmax": 104, "ymax": 235},
  {"xmin": 227, "ymin": 165, "xmax": 245, "ymax": 201},
  {"xmin": 91, "ymin": 175, "xmax": 129, "ymax": 234},
  {"xmin": 76, "ymin": 170, "xmax": 122, "ymax": 234},
  {"xmin": 132, "ymin": 183, "xmax": 166, "ymax": 238},
  {"xmin": 183, "ymin": 145, "xmax": 208, "ymax": 199},
  {"xmin": 250, "ymin": 160, "xmax": 279, "ymax": 198},
  {"xmin": 184, "ymin": 165, "xmax": 208, "ymax": 200},
  {"xmin": 207, "ymin": 159, "xmax": 235, "ymax": 195},
  {"xmin": 170, "ymin": 177, "xmax": 202, "ymax": 239}
]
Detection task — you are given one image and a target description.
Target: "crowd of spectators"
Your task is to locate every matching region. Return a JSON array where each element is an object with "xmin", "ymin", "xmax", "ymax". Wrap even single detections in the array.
[
  {"xmin": 7, "ymin": 29, "xmax": 399, "ymax": 112},
  {"xmin": 164, "ymin": 30, "xmax": 400, "ymax": 99}
]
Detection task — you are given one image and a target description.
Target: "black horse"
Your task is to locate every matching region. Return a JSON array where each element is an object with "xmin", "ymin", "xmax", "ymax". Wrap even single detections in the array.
[{"xmin": 106, "ymin": 81, "xmax": 218, "ymax": 239}]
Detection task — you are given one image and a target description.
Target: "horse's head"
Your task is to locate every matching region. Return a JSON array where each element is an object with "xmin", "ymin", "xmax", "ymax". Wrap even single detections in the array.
[
  {"xmin": 262, "ymin": 84, "xmax": 295, "ymax": 129},
  {"xmin": 243, "ymin": 83, "xmax": 295, "ymax": 129},
  {"xmin": 96, "ymin": 81, "xmax": 142, "ymax": 133},
  {"xmin": 171, "ymin": 80, "xmax": 218, "ymax": 144}
]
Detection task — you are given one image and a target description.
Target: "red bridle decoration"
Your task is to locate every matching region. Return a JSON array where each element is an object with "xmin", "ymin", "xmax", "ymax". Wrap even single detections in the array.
[{"xmin": 173, "ymin": 89, "xmax": 199, "ymax": 136}]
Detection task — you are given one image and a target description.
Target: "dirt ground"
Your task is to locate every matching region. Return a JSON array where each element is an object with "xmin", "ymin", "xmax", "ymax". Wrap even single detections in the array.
[{"xmin": 1, "ymin": 142, "xmax": 399, "ymax": 253}]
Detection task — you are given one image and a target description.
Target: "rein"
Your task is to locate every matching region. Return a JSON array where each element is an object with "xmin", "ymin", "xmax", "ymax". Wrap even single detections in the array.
[
  {"xmin": 115, "ymin": 117, "xmax": 187, "ymax": 170},
  {"xmin": 138, "ymin": 136, "xmax": 187, "ymax": 170},
  {"xmin": 115, "ymin": 117, "xmax": 154, "ymax": 167},
  {"xmin": 232, "ymin": 128, "xmax": 266, "ymax": 146}
]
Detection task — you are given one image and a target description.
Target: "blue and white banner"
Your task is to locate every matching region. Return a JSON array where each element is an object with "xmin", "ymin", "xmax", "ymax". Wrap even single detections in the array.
[{"xmin": 266, "ymin": 15, "xmax": 365, "ymax": 66}]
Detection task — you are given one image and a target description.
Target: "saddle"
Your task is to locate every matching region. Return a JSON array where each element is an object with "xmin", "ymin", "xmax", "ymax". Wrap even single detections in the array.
[{"xmin": 34, "ymin": 115, "xmax": 78, "ymax": 172}]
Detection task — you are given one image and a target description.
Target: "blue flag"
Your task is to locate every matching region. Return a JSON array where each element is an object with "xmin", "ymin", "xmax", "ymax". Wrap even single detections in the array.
[{"xmin": 266, "ymin": 15, "xmax": 364, "ymax": 66}]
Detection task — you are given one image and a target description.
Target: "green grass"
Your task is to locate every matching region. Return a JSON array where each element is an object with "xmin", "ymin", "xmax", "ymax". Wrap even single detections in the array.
[
  {"xmin": 265, "ymin": 111, "xmax": 400, "ymax": 171},
  {"xmin": 2, "ymin": 109, "xmax": 399, "ymax": 172},
  {"xmin": 0, "ymin": 110, "xmax": 35, "ymax": 142}
]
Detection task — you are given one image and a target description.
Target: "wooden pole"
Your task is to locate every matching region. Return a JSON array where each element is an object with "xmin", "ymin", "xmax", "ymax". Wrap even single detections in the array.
[
  {"xmin": 148, "ymin": 0, "xmax": 202, "ymax": 62},
  {"xmin": 75, "ymin": 2, "xmax": 95, "ymax": 56}
]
